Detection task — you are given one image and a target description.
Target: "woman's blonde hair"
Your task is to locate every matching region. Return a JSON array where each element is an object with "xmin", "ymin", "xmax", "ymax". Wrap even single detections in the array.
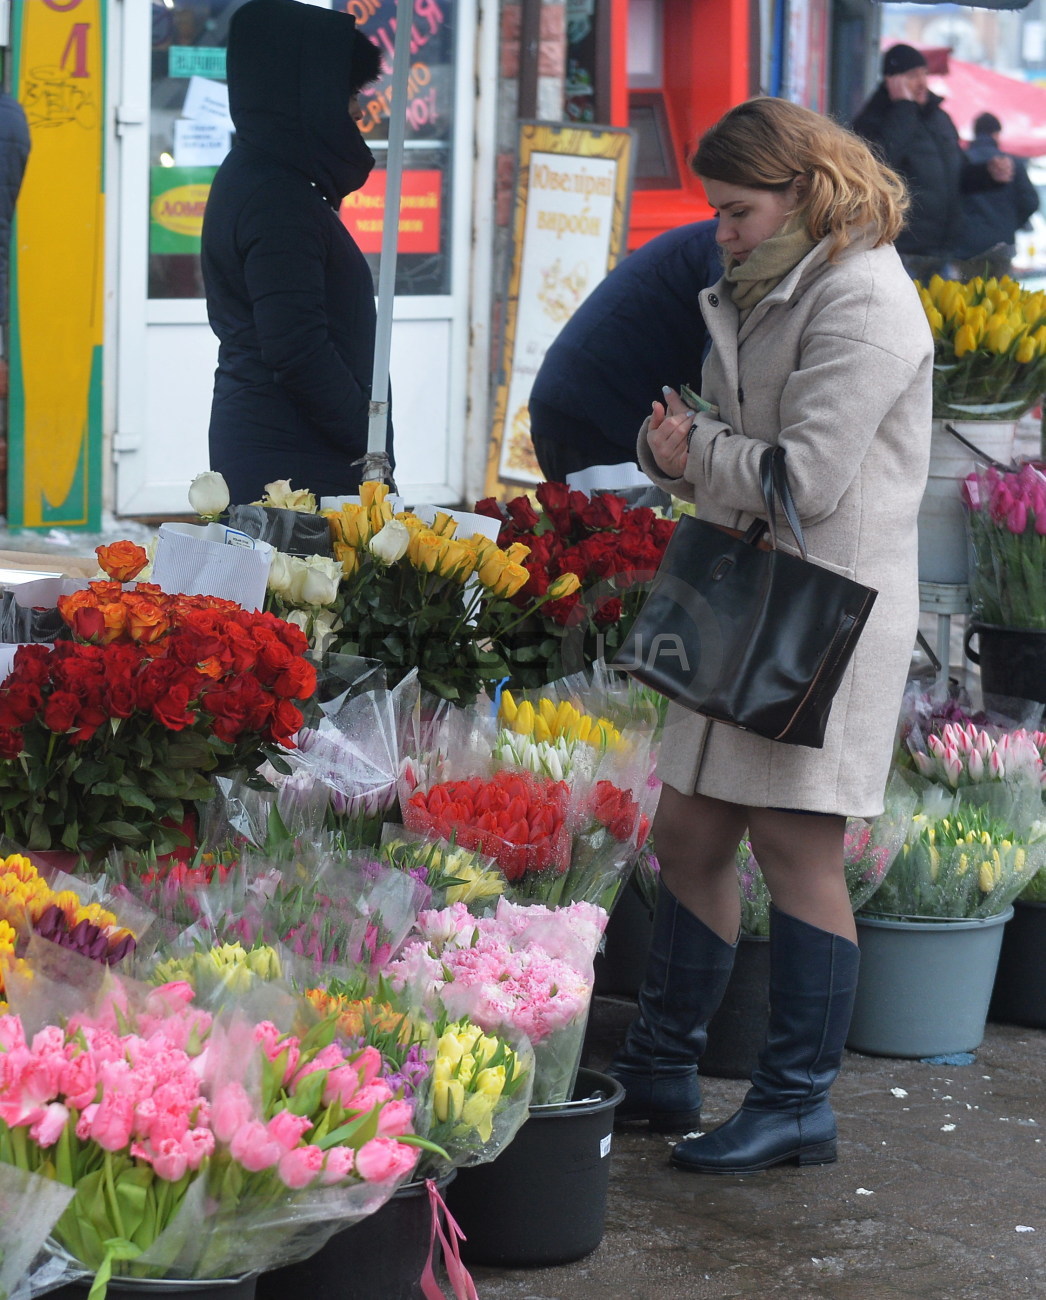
[{"xmin": 691, "ymin": 97, "xmax": 908, "ymax": 257}]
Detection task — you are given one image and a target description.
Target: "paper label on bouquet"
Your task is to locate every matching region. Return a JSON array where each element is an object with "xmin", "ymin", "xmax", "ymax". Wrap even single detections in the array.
[
  {"xmin": 320, "ymin": 493, "xmax": 404, "ymax": 512},
  {"xmin": 150, "ymin": 521, "xmax": 274, "ymax": 610},
  {"xmin": 0, "ymin": 643, "xmax": 29, "ymax": 681}
]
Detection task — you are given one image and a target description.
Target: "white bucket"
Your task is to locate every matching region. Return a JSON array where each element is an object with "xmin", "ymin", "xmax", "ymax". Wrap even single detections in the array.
[{"xmin": 917, "ymin": 419, "xmax": 1017, "ymax": 586}]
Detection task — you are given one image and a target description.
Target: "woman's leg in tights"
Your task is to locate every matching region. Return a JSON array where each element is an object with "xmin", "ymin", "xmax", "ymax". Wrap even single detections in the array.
[
  {"xmin": 746, "ymin": 807, "xmax": 853, "ymax": 941},
  {"xmin": 652, "ymin": 785, "xmax": 749, "ymax": 942}
]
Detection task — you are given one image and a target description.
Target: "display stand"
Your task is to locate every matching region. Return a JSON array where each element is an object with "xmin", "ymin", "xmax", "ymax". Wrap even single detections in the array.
[{"xmin": 919, "ymin": 581, "xmax": 971, "ymax": 689}]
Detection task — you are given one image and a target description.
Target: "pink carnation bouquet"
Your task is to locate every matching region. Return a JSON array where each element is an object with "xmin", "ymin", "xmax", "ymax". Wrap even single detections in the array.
[
  {"xmin": 387, "ymin": 898, "xmax": 606, "ymax": 1104},
  {"xmin": 0, "ymin": 956, "xmax": 444, "ymax": 1297}
]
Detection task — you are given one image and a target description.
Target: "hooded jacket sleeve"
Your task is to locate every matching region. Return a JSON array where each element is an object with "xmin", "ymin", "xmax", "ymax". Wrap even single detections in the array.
[{"xmin": 236, "ymin": 182, "xmax": 371, "ymax": 450}]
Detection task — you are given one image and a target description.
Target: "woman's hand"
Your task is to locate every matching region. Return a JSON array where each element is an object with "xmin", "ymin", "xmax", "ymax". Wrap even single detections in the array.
[{"xmin": 648, "ymin": 386, "xmax": 695, "ymax": 478}]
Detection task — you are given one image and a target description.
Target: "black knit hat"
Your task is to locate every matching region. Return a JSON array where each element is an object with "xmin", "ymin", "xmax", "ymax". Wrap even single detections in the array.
[{"xmin": 882, "ymin": 44, "xmax": 928, "ymax": 77}]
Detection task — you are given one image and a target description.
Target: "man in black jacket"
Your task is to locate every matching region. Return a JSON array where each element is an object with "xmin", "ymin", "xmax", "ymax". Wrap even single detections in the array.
[
  {"xmin": 852, "ymin": 43, "xmax": 1013, "ymax": 281},
  {"xmin": 202, "ymin": 0, "xmax": 389, "ymax": 505},
  {"xmin": 955, "ymin": 113, "xmax": 1040, "ymax": 282},
  {"xmin": 529, "ymin": 220, "xmax": 721, "ymax": 482}
]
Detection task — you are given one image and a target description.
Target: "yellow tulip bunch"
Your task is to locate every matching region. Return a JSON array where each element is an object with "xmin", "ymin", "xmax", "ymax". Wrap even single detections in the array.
[
  {"xmin": 869, "ymin": 799, "xmax": 1046, "ymax": 920},
  {"xmin": 916, "ymin": 274, "xmax": 1046, "ymax": 418},
  {"xmin": 498, "ymin": 691, "xmax": 622, "ymax": 749},
  {"xmin": 152, "ymin": 941, "xmax": 284, "ymax": 994},
  {"xmin": 430, "ymin": 1019, "xmax": 529, "ymax": 1146}
]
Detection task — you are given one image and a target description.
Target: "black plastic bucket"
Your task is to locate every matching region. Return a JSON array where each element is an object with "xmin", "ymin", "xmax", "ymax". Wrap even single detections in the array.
[
  {"xmin": 964, "ymin": 621, "xmax": 1046, "ymax": 705},
  {"xmin": 990, "ymin": 900, "xmax": 1046, "ymax": 1029},
  {"xmin": 700, "ymin": 934, "xmax": 770, "ymax": 1080},
  {"xmin": 445, "ymin": 1067, "xmax": 625, "ymax": 1267},
  {"xmin": 256, "ymin": 1172, "xmax": 455, "ymax": 1300}
]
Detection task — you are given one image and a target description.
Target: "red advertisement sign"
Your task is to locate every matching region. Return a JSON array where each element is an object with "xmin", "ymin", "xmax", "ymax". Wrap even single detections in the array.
[{"xmin": 340, "ymin": 169, "xmax": 442, "ymax": 253}]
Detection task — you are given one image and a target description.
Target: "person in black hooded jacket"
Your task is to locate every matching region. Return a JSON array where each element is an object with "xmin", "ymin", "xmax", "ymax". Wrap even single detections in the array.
[
  {"xmin": 202, "ymin": 0, "xmax": 390, "ymax": 505},
  {"xmin": 852, "ymin": 43, "xmax": 1011, "ymax": 282}
]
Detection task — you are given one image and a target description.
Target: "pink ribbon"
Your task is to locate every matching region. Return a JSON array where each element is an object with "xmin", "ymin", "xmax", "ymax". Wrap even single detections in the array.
[{"xmin": 420, "ymin": 1177, "xmax": 480, "ymax": 1300}]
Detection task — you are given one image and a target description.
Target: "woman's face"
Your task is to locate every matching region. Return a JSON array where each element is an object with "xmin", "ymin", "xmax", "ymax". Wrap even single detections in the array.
[{"xmin": 701, "ymin": 178, "xmax": 801, "ymax": 263}]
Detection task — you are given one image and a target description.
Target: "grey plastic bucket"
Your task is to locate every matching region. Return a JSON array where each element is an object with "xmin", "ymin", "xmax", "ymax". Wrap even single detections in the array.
[{"xmin": 847, "ymin": 909, "xmax": 1012, "ymax": 1058}]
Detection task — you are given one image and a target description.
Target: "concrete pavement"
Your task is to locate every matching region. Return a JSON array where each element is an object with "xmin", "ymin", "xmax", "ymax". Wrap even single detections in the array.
[{"xmin": 468, "ymin": 997, "xmax": 1046, "ymax": 1300}]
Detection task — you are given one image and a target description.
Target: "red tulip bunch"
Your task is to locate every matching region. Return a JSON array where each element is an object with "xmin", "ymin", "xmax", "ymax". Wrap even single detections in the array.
[{"xmin": 403, "ymin": 770, "xmax": 571, "ymax": 882}]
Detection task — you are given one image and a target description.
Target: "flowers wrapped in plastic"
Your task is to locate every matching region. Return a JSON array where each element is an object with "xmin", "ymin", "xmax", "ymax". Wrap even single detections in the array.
[
  {"xmin": 0, "ymin": 852, "xmax": 141, "ymax": 1011},
  {"xmin": 964, "ymin": 463, "xmax": 1046, "ymax": 630},
  {"xmin": 304, "ymin": 976, "xmax": 534, "ymax": 1180},
  {"xmin": 865, "ymin": 772, "xmax": 1046, "ymax": 920},
  {"xmin": 264, "ymin": 666, "xmax": 420, "ymax": 848},
  {"xmin": 0, "ymin": 950, "xmax": 443, "ymax": 1298},
  {"xmin": 377, "ymin": 831, "xmax": 508, "ymax": 909},
  {"xmin": 386, "ymin": 898, "xmax": 606, "ymax": 1105},
  {"xmin": 399, "ymin": 679, "xmax": 656, "ymax": 909}
]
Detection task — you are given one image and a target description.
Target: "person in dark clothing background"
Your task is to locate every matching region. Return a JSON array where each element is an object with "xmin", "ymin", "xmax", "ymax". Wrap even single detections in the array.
[
  {"xmin": 528, "ymin": 221, "xmax": 722, "ymax": 483},
  {"xmin": 852, "ymin": 43, "xmax": 1012, "ymax": 282},
  {"xmin": 0, "ymin": 91, "xmax": 30, "ymax": 398},
  {"xmin": 954, "ymin": 113, "xmax": 1039, "ymax": 282},
  {"xmin": 202, "ymin": 0, "xmax": 390, "ymax": 506}
]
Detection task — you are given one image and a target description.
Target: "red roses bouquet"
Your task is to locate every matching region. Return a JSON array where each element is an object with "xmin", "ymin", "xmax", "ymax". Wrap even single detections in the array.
[
  {"xmin": 0, "ymin": 572, "xmax": 316, "ymax": 856},
  {"xmin": 474, "ymin": 482, "xmax": 676, "ymax": 687}
]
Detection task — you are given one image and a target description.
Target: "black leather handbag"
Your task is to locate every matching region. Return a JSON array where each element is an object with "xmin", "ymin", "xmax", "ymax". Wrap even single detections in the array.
[{"xmin": 613, "ymin": 445, "xmax": 878, "ymax": 748}]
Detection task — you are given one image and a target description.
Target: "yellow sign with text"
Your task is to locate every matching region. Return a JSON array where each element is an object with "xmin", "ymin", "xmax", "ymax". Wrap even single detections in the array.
[{"xmin": 10, "ymin": 0, "xmax": 105, "ymax": 528}]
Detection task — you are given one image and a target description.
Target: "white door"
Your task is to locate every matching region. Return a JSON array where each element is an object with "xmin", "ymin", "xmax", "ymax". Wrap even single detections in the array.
[{"xmin": 112, "ymin": 0, "xmax": 475, "ymax": 517}]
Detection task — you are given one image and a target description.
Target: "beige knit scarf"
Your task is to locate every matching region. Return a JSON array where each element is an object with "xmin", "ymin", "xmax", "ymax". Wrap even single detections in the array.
[{"xmin": 725, "ymin": 215, "xmax": 817, "ymax": 322}]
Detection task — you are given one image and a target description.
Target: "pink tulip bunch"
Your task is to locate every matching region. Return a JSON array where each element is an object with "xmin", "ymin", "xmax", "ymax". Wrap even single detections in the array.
[
  {"xmin": 909, "ymin": 722, "xmax": 1046, "ymax": 788},
  {"xmin": 0, "ymin": 978, "xmax": 424, "ymax": 1290},
  {"xmin": 964, "ymin": 465, "xmax": 1046, "ymax": 628}
]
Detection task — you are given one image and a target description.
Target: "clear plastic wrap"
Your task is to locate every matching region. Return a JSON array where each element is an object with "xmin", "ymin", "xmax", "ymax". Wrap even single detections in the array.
[
  {"xmin": 397, "ymin": 676, "xmax": 658, "ymax": 911},
  {"xmin": 0, "ymin": 1165, "xmax": 76, "ymax": 1300},
  {"xmin": 0, "ymin": 953, "xmax": 438, "ymax": 1296},
  {"xmin": 386, "ymin": 899, "xmax": 605, "ymax": 1105},
  {"xmin": 864, "ymin": 772, "xmax": 1046, "ymax": 920},
  {"xmin": 736, "ymin": 788, "xmax": 916, "ymax": 936}
]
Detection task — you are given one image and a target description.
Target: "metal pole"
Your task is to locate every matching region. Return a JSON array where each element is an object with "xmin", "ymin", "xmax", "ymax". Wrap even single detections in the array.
[{"xmin": 365, "ymin": 0, "xmax": 416, "ymax": 467}]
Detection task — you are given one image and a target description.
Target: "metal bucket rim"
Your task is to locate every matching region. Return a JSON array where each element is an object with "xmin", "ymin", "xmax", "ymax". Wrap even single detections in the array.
[{"xmin": 528, "ymin": 1068, "xmax": 625, "ymax": 1117}]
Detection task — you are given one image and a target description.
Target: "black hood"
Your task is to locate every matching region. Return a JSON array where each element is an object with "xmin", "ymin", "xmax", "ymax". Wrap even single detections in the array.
[{"xmin": 227, "ymin": 0, "xmax": 375, "ymax": 206}]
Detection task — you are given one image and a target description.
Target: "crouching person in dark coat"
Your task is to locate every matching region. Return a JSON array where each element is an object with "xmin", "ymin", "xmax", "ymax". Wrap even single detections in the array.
[{"xmin": 202, "ymin": 0, "xmax": 390, "ymax": 506}]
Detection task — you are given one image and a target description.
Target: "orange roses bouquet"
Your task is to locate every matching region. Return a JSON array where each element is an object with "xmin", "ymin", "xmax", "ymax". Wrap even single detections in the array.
[{"xmin": 0, "ymin": 544, "xmax": 317, "ymax": 856}]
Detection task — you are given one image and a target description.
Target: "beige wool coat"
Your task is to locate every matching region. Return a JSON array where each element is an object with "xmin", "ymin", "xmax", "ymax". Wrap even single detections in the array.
[{"xmin": 637, "ymin": 232, "xmax": 933, "ymax": 817}]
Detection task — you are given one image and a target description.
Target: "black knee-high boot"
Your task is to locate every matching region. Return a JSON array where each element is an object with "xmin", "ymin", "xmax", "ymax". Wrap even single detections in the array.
[
  {"xmin": 670, "ymin": 905, "xmax": 860, "ymax": 1173},
  {"xmin": 606, "ymin": 883, "xmax": 737, "ymax": 1132}
]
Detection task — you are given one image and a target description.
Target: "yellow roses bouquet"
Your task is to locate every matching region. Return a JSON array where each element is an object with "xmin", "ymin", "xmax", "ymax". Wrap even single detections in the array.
[
  {"xmin": 916, "ymin": 274, "xmax": 1046, "ymax": 419},
  {"xmin": 322, "ymin": 484, "xmax": 579, "ymax": 703}
]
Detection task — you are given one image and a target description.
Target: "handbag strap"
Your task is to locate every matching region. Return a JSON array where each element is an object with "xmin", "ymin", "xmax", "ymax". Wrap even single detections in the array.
[
  {"xmin": 942, "ymin": 421, "xmax": 1016, "ymax": 473},
  {"xmin": 759, "ymin": 445, "xmax": 808, "ymax": 561}
]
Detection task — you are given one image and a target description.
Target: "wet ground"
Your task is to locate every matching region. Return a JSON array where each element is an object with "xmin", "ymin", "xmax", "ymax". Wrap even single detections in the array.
[{"xmin": 468, "ymin": 998, "xmax": 1046, "ymax": 1300}]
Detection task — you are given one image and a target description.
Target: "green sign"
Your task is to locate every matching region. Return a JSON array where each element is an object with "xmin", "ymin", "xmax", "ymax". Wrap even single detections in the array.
[
  {"xmin": 169, "ymin": 45, "xmax": 227, "ymax": 80},
  {"xmin": 149, "ymin": 166, "xmax": 216, "ymax": 254}
]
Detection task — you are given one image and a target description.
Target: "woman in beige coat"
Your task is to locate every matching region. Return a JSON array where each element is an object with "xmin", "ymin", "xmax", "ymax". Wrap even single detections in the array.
[{"xmin": 608, "ymin": 98, "xmax": 933, "ymax": 1174}]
